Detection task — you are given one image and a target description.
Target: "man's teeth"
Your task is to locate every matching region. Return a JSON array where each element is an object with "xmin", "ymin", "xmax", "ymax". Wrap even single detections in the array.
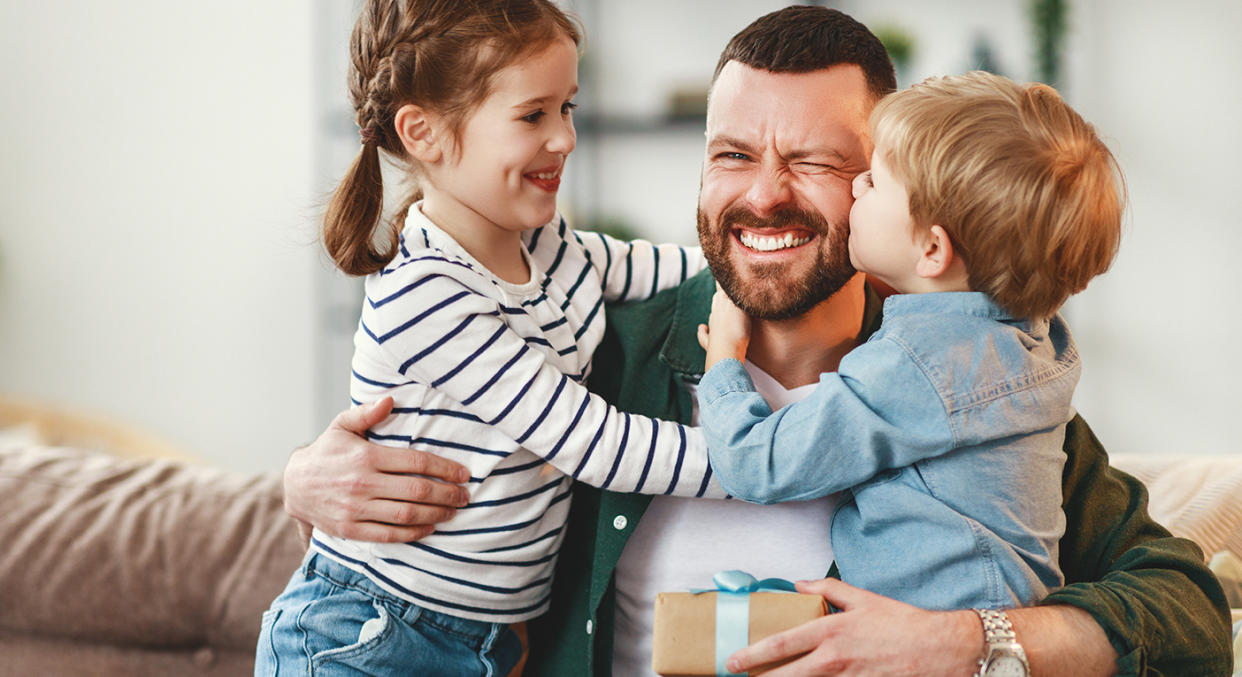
[{"xmin": 738, "ymin": 231, "xmax": 811, "ymax": 252}]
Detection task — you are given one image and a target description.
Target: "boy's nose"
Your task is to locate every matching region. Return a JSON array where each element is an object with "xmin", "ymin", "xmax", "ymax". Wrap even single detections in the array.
[{"xmin": 851, "ymin": 172, "xmax": 868, "ymax": 198}]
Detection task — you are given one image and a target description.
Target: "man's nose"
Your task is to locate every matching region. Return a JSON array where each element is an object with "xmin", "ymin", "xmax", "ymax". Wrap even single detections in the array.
[{"xmin": 743, "ymin": 167, "xmax": 792, "ymax": 214}]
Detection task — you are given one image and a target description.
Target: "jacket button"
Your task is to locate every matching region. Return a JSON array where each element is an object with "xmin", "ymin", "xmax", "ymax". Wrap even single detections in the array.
[
  {"xmin": 586, "ymin": 619, "xmax": 594, "ymax": 635},
  {"xmin": 613, "ymin": 515, "xmax": 628, "ymax": 530}
]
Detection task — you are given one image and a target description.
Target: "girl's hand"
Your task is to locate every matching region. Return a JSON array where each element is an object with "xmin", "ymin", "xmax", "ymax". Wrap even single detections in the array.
[{"xmin": 697, "ymin": 287, "xmax": 752, "ymax": 370}]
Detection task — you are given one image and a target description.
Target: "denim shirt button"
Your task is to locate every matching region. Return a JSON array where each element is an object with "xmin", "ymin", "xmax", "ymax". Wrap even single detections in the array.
[{"xmin": 612, "ymin": 515, "xmax": 628, "ymax": 530}]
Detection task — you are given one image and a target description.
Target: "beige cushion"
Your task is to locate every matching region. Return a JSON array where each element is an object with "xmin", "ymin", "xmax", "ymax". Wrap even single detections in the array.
[
  {"xmin": 0, "ymin": 445, "xmax": 304, "ymax": 649},
  {"xmin": 1111, "ymin": 453, "xmax": 1242, "ymax": 562}
]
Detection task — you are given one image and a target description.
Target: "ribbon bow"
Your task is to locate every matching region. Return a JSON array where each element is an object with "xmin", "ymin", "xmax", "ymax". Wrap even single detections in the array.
[{"xmin": 693, "ymin": 570, "xmax": 797, "ymax": 676}]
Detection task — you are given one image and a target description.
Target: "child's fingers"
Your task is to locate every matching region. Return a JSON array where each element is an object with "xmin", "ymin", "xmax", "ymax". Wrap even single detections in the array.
[{"xmin": 697, "ymin": 323, "xmax": 711, "ymax": 351}]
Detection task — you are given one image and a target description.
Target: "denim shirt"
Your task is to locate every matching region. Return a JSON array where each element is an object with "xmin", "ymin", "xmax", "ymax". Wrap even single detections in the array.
[{"xmin": 697, "ymin": 291, "xmax": 1077, "ymax": 610}]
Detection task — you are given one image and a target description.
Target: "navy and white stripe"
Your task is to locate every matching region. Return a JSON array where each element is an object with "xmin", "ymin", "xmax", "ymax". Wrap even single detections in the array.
[{"xmin": 314, "ymin": 207, "xmax": 722, "ymax": 624}]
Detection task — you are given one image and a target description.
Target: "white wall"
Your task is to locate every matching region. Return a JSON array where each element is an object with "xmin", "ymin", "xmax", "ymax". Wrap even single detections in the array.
[
  {"xmin": 2, "ymin": 1, "xmax": 1237, "ymax": 475},
  {"xmin": 1062, "ymin": 0, "xmax": 1242, "ymax": 455},
  {"xmin": 0, "ymin": 2, "xmax": 321, "ymax": 472}
]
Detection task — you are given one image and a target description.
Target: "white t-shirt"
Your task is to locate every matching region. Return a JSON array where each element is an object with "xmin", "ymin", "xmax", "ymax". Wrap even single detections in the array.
[{"xmin": 611, "ymin": 362, "xmax": 839, "ymax": 676}]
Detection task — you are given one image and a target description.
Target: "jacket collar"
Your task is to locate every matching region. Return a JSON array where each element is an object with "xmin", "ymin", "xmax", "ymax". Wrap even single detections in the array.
[{"xmin": 659, "ymin": 269, "xmax": 884, "ymax": 383}]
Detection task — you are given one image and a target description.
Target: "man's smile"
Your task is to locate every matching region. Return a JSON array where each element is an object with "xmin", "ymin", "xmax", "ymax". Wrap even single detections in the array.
[{"xmin": 733, "ymin": 227, "xmax": 815, "ymax": 253}]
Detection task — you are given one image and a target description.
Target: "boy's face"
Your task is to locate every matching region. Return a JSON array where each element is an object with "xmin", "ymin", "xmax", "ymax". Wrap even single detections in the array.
[{"xmin": 848, "ymin": 149, "xmax": 922, "ymax": 291}]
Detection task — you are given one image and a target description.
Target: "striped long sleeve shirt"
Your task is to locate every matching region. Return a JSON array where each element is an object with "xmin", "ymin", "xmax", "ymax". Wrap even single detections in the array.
[{"xmin": 313, "ymin": 207, "xmax": 725, "ymax": 623}]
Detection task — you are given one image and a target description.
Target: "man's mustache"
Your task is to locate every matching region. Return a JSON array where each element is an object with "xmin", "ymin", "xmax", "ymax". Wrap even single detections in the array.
[{"xmin": 718, "ymin": 204, "xmax": 832, "ymax": 235}]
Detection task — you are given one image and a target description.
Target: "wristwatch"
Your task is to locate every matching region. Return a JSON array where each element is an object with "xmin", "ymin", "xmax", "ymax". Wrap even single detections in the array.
[{"xmin": 972, "ymin": 608, "xmax": 1029, "ymax": 677}]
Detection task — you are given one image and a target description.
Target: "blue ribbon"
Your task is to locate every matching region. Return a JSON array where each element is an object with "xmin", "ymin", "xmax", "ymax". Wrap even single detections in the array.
[{"xmin": 692, "ymin": 570, "xmax": 797, "ymax": 676}]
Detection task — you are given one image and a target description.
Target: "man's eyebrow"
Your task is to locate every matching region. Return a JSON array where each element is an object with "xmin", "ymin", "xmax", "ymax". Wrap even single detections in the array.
[
  {"xmin": 784, "ymin": 147, "xmax": 849, "ymax": 164},
  {"xmin": 706, "ymin": 134, "xmax": 759, "ymax": 155}
]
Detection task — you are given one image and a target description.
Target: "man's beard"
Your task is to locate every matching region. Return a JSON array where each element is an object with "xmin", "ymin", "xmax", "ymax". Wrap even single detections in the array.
[{"xmin": 697, "ymin": 203, "xmax": 855, "ymax": 321}]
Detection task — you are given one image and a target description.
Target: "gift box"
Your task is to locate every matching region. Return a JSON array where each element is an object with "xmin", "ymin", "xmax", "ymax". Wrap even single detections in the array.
[{"xmin": 651, "ymin": 571, "xmax": 828, "ymax": 676}]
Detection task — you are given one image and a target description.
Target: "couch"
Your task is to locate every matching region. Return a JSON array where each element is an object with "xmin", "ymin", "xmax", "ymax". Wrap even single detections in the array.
[{"xmin": 1, "ymin": 440, "xmax": 1239, "ymax": 676}]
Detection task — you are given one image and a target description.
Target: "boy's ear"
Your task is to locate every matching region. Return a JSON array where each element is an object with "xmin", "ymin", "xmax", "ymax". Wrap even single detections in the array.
[
  {"xmin": 914, "ymin": 224, "xmax": 956, "ymax": 279},
  {"xmin": 394, "ymin": 103, "xmax": 442, "ymax": 163}
]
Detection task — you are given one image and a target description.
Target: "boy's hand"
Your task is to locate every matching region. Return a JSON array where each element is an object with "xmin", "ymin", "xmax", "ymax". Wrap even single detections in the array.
[{"xmin": 697, "ymin": 287, "xmax": 751, "ymax": 370}]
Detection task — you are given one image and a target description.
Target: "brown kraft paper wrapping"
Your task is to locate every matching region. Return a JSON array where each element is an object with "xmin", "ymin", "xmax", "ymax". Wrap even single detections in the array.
[{"xmin": 651, "ymin": 591, "xmax": 828, "ymax": 676}]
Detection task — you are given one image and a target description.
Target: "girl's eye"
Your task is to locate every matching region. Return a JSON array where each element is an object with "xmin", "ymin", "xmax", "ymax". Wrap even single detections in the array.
[
  {"xmin": 860, "ymin": 171, "xmax": 873, "ymax": 186},
  {"xmin": 561, "ymin": 101, "xmax": 578, "ymax": 116},
  {"xmin": 521, "ymin": 110, "xmax": 546, "ymax": 124}
]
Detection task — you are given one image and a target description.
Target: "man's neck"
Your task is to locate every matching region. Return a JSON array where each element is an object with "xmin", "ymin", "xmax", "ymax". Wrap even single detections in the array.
[{"xmin": 745, "ymin": 274, "xmax": 867, "ymax": 389}]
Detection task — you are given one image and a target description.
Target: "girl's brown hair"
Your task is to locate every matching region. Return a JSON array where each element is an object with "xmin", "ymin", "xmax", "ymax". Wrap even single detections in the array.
[{"xmin": 325, "ymin": 0, "xmax": 581, "ymax": 276}]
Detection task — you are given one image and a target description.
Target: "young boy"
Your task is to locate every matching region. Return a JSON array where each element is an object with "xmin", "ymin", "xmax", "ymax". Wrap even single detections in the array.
[{"xmin": 696, "ymin": 71, "xmax": 1124, "ymax": 612}]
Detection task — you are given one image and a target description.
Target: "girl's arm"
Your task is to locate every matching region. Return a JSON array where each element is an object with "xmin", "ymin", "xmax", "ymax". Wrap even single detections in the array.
[
  {"xmin": 363, "ymin": 269, "xmax": 724, "ymax": 499},
  {"xmin": 572, "ymin": 227, "xmax": 707, "ymax": 303},
  {"xmin": 696, "ymin": 337, "xmax": 953, "ymax": 504}
]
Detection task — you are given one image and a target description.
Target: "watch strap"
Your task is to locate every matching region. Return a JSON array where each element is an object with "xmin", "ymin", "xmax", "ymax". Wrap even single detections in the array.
[{"xmin": 972, "ymin": 608, "xmax": 1029, "ymax": 677}]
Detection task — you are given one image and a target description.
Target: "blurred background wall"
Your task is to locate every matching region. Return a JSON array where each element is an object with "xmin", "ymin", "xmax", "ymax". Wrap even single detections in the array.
[{"xmin": 1, "ymin": 0, "xmax": 1238, "ymax": 473}]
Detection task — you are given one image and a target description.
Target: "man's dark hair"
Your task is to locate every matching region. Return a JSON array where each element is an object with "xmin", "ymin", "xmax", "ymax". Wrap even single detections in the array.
[{"xmin": 713, "ymin": 5, "xmax": 896, "ymax": 100}]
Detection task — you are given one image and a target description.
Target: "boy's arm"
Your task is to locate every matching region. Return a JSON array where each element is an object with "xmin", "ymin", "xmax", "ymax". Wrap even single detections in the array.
[
  {"xmin": 574, "ymin": 227, "xmax": 707, "ymax": 303},
  {"xmin": 696, "ymin": 337, "xmax": 953, "ymax": 503}
]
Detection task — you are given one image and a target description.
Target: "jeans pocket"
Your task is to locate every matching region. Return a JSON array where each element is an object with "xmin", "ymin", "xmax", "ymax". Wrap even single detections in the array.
[{"xmin": 306, "ymin": 596, "xmax": 405, "ymax": 675}]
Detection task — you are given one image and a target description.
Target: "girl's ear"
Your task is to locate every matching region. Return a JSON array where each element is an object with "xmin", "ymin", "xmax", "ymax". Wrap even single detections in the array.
[
  {"xmin": 914, "ymin": 224, "xmax": 957, "ymax": 279},
  {"xmin": 394, "ymin": 103, "xmax": 442, "ymax": 163}
]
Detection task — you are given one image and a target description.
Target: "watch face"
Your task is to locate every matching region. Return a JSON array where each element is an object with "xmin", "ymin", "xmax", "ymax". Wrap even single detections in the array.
[{"xmin": 985, "ymin": 656, "xmax": 1028, "ymax": 677}]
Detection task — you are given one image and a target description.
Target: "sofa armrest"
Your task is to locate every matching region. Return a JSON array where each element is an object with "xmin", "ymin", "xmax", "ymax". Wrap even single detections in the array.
[
  {"xmin": 1110, "ymin": 453, "xmax": 1242, "ymax": 562},
  {"xmin": 0, "ymin": 445, "xmax": 305, "ymax": 650}
]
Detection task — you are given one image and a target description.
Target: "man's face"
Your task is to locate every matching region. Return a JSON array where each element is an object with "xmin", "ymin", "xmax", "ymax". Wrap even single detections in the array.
[{"xmin": 697, "ymin": 62, "xmax": 873, "ymax": 320}]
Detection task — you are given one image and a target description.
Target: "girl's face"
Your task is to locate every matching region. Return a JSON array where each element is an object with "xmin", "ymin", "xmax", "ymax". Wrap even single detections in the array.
[
  {"xmin": 423, "ymin": 36, "xmax": 578, "ymax": 239},
  {"xmin": 847, "ymin": 149, "xmax": 922, "ymax": 291}
]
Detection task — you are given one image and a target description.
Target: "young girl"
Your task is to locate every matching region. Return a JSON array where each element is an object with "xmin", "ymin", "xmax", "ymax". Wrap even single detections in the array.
[{"xmin": 256, "ymin": 1, "xmax": 723, "ymax": 675}]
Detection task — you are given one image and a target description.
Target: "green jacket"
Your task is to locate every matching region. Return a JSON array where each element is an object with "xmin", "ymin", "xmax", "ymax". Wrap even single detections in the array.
[{"xmin": 526, "ymin": 270, "xmax": 1232, "ymax": 676}]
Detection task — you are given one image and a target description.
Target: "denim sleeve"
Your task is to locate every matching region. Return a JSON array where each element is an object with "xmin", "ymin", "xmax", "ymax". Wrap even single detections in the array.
[{"xmin": 696, "ymin": 338, "xmax": 953, "ymax": 504}]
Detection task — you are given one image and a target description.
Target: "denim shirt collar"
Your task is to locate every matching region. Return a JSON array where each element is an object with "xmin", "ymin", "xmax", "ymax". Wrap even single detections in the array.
[
  {"xmin": 881, "ymin": 292, "xmax": 1044, "ymax": 333},
  {"xmin": 659, "ymin": 270, "xmax": 884, "ymax": 382}
]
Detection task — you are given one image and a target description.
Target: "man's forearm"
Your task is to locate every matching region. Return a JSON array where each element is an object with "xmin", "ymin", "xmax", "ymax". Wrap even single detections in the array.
[{"xmin": 1009, "ymin": 604, "xmax": 1116, "ymax": 677}]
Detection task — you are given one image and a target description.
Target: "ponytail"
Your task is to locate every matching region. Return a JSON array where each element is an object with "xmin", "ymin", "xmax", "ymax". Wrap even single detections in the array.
[{"xmin": 323, "ymin": 139, "xmax": 398, "ymax": 276}]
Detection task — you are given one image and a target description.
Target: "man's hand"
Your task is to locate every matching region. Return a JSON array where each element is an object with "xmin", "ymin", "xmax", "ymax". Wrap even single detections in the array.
[
  {"xmin": 726, "ymin": 578, "xmax": 980, "ymax": 676},
  {"xmin": 697, "ymin": 287, "xmax": 752, "ymax": 370},
  {"xmin": 284, "ymin": 397, "xmax": 471, "ymax": 544}
]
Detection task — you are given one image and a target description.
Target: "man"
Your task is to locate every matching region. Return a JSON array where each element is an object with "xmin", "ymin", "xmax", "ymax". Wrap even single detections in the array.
[{"xmin": 284, "ymin": 7, "xmax": 1231, "ymax": 675}]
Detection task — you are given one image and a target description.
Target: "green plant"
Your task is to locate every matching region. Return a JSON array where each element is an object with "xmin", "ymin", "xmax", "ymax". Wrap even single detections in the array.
[
  {"xmin": 1030, "ymin": 0, "xmax": 1068, "ymax": 86},
  {"xmin": 873, "ymin": 24, "xmax": 916, "ymax": 81}
]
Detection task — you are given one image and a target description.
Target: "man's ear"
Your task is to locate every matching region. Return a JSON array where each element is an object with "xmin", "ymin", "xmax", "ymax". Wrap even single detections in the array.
[
  {"xmin": 394, "ymin": 103, "xmax": 442, "ymax": 164},
  {"xmin": 914, "ymin": 225, "xmax": 956, "ymax": 279}
]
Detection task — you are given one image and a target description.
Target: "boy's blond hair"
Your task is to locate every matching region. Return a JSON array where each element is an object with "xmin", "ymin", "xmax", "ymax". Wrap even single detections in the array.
[{"xmin": 872, "ymin": 71, "xmax": 1124, "ymax": 319}]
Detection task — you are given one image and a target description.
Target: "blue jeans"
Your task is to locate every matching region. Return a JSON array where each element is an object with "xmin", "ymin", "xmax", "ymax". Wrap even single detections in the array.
[{"xmin": 255, "ymin": 552, "xmax": 523, "ymax": 676}]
